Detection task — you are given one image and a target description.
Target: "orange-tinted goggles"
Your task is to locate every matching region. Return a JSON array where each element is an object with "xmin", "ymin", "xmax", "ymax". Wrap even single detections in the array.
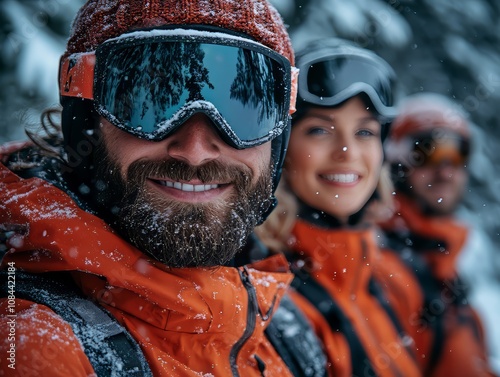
[{"xmin": 413, "ymin": 133, "xmax": 470, "ymax": 167}]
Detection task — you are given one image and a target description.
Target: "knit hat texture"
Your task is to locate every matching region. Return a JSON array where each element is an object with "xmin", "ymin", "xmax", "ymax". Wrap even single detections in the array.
[{"xmin": 65, "ymin": 0, "xmax": 294, "ymax": 64}]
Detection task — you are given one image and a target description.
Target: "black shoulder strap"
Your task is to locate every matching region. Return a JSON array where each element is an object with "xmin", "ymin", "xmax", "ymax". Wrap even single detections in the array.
[
  {"xmin": 383, "ymin": 238, "xmax": 447, "ymax": 375},
  {"xmin": 408, "ymin": 256, "xmax": 445, "ymax": 374},
  {"xmin": 368, "ymin": 277, "xmax": 417, "ymax": 360},
  {"xmin": 291, "ymin": 268, "xmax": 376, "ymax": 377},
  {"xmin": 265, "ymin": 294, "xmax": 328, "ymax": 377},
  {"xmin": 0, "ymin": 271, "xmax": 153, "ymax": 377}
]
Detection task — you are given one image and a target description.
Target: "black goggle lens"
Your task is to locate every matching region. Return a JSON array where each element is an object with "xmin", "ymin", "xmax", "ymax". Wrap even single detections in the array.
[
  {"xmin": 298, "ymin": 55, "xmax": 396, "ymax": 119},
  {"xmin": 307, "ymin": 58, "xmax": 391, "ymax": 105}
]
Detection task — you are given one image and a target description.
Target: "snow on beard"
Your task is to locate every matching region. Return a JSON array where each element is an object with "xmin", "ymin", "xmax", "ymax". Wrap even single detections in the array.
[{"xmin": 92, "ymin": 147, "xmax": 274, "ymax": 268}]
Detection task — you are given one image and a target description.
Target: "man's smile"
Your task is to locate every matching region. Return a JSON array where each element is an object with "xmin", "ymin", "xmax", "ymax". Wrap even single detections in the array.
[{"xmin": 148, "ymin": 178, "xmax": 230, "ymax": 202}]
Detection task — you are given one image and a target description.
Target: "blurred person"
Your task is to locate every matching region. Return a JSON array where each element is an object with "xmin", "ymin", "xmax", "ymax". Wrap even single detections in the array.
[
  {"xmin": 256, "ymin": 38, "xmax": 422, "ymax": 377},
  {"xmin": 0, "ymin": 1, "xmax": 330, "ymax": 376},
  {"xmin": 377, "ymin": 92, "xmax": 496, "ymax": 376}
]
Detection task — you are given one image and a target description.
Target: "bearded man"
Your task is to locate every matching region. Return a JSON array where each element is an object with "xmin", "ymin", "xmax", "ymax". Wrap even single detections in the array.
[{"xmin": 0, "ymin": 1, "xmax": 328, "ymax": 376}]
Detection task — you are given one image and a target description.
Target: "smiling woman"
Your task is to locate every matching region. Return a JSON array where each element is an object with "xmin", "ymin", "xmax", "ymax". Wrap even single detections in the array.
[
  {"xmin": 285, "ymin": 96, "xmax": 383, "ymax": 223},
  {"xmin": 256, "ymin": 38, "xmax": 424, "ymax": 377}
]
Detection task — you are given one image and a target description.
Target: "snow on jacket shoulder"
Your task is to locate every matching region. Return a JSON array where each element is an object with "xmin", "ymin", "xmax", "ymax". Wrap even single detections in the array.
[
  {"xmin": 0, "ymin": 162, "xmax": 296, "ymax": 377},
  {"xmin": 0, "ymin": 298, "xmax": 96, "ymax": 376}
]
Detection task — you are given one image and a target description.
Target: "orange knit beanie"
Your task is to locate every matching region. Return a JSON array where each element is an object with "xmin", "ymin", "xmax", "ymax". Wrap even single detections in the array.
[{"xmin": 65, "ymin": 0, "xmax": 294, "ymax": 65}]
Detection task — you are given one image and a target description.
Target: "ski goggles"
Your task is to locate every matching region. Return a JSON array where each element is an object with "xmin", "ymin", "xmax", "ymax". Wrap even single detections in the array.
[
  {"xmin": 297, "ymin": 50, "xmax": 397, "ymax": 120},
  {"xmin": 412, "ymin": 132, "xmax": 470, "ymax": 167},
  {"xmin": 59, "ymin": 29, "xmax": 297, "ymax": 149}
]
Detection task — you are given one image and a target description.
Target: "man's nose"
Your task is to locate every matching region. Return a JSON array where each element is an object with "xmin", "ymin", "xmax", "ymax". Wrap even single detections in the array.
[
  {"xmin": 434, "ymin": 159, "xmax": 462, "ymax": 178},
  {"xmin": 164, "ymin": 113, "xmax": 224, "ymax": 166}
]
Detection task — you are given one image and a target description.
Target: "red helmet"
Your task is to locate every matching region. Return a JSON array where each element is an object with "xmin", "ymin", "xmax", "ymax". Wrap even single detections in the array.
[
  {"xmin": 386, "ymin": 92, "xmax": 471, "ymax": 165},
  {"xmin": 390, "ymin": 92, "xmax": 470, "ymax": 141}
]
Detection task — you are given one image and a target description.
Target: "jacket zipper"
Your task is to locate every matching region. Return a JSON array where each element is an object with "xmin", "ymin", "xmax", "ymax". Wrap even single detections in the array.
[{"xmin": 229, "ymin": 266, "xmax": 258, "ymax": 377}]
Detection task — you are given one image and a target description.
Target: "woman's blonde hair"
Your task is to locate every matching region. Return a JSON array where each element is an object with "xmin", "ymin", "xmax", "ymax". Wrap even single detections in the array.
[{"xmin": 364, "ymin": 163, "xmax": 396, "ymax": 224}]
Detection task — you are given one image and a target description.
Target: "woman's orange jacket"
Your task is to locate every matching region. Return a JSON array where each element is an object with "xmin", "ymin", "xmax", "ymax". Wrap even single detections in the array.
[
  {"xmin": 376, "ymin": 193, "xmax": 496, "ymax": 377},
  {"xmin": 287, "ymin": 218, "xmax": 421, "ymax": 377},
  {"xmin": 0, "ymin": 162, "xmax": 295, "ymax": 377}
]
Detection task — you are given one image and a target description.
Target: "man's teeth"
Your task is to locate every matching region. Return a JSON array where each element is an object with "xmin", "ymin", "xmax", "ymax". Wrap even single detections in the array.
[
  {"xmin": 159, "ymin": 181, "xmax": 219, "ymax": 192},
  {"xmin": 322, "ymin": 174, "xmax": 359, "ymax": 183}
]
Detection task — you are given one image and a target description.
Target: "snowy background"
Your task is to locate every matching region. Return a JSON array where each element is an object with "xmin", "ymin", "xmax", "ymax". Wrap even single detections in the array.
[{"xmin": 0, "ymin": 0, "xmax": 499, "ymax": 372}]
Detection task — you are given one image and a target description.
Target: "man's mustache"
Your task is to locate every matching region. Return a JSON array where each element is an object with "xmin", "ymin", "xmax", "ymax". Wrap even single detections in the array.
[{"xmin": 126, "ymin": 158, "xmax": 252, "ymax": 189}]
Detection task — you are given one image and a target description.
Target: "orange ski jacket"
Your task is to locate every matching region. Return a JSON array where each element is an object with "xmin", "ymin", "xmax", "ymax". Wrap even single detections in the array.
[
  {"xmin": 286, "ymin": 215, "xmax": 421, "ymax": 377},
  {"xmin": 0, "ymin": 162, "xmax": 296, "ymax": 377},
  {"xmin": 377, "ymin": 193, "xmax": 496, "ymax": 377}
]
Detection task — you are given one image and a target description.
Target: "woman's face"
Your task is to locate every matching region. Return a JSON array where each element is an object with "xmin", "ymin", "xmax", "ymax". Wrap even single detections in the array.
[{"xmin": 285, "ymin": 96, "xmax": 384, "ymax": 223}]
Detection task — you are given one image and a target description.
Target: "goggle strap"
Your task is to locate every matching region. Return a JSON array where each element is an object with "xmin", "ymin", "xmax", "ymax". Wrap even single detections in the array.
[
  {"xmin": 59, "ymin": 52, "xmax": 95, "ymax": 100},
  {"xmin": 289, "ymin": 67, "xmax": 299, "ymax": 115}
]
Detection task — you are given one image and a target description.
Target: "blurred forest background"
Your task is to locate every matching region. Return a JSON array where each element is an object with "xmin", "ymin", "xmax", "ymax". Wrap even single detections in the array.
[{"xmin": 1, "ymin": 0, "xmax": 499, "ymax": 371}]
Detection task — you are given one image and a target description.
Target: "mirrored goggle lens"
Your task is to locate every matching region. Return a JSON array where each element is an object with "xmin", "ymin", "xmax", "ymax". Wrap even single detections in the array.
[
  {"xmin": 413, "ymin": 135, "xmax": 470, "ymax": 167},
  {"xmin": 94, "ymin": 40, "xmax": 289, "ymax": 147},
  {"xmin": 299, "ymin": 57, "xmax": 394, "ymax": 116}
]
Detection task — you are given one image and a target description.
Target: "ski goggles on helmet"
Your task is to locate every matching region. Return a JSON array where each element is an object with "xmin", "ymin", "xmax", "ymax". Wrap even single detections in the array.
[
  {"xmin": 412, "ymin": 131, "xmax": 470, "ymax": 168},
  {"xmin": 297, "ymin": 49, "xmax": 397, "ymax": 120},
  {"xmin": 59, "ymin": 29, "xmax": 296, "ymax": 149}
]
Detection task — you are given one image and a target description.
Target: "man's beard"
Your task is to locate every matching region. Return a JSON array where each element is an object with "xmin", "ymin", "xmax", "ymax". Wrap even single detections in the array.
[{"xmin": 91, "ymin": 146, "xmax": 274, "ymax": 268}]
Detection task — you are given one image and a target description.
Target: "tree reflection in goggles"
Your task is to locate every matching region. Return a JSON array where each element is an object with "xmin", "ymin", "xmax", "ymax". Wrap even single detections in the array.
[
  {"xmin": 412, "ymin": 133, "xmax": 470, "ymax": 168},
  {"xmin": 60, "ymin": 30, "xmax": 292, "ymax": 149}
]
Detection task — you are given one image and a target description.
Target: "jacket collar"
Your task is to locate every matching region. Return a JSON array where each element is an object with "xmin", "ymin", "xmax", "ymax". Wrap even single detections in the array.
[
  {"xmin": 290, "ymin": 217, "xmax": 378, "ymax": 297},
  {"xmin": 296, "ymin": 198, "xmax": 367, "ymax": 228},
  {"xmin": 381, "ymin": 193, "xmax": 468, "ymax": 280}
]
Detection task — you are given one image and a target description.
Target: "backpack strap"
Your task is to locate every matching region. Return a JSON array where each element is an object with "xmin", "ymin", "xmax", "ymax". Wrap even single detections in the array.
[
  {"xmin": 368, "ymin": 277, "xmax": 417, "ymax": 360},
  {"xmin": 0, "ymin": 270, "xmax": 153, "ymax": 377},
  {"xmin": 401, "ymin": 250, "xmax": 447, "ymax": 374},
  {"xmin": 265, "ymin": 294, "xmax": 328, "ymax": 377},
  {"xmin": 291, "ymin": 267, "xmax": 376, "ymax": 377},
  {"xmin": 383, "ymin": 235, "xmax": 448, "ymax": 375}
]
